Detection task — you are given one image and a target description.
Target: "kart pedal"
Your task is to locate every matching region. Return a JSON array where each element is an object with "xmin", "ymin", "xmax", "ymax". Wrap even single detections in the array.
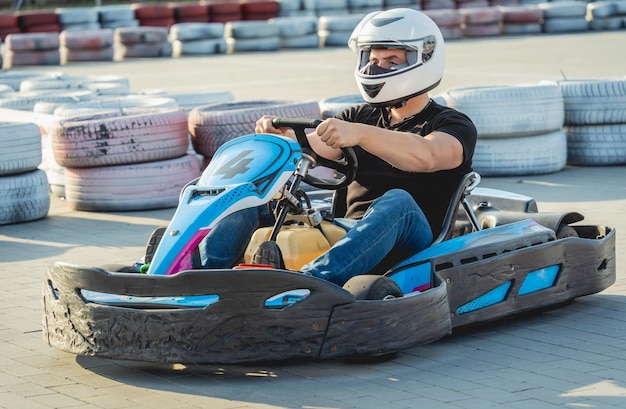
[
  {"xmin": 144, "ymin": 226, "xmax": 167, "ymax": 264},
  {"xmin": 252, "ymin": 241, "xmax": 285, "ymax": 269}
]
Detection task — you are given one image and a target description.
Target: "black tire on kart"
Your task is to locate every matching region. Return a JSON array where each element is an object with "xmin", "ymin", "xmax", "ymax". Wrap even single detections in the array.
[
  {"xmin": 342, "ymin": 275, "xmax": 403, "ymax": 300},
  {"xmin": 556, "ymin": 224, "xmax": 579, "ymax": 239}
]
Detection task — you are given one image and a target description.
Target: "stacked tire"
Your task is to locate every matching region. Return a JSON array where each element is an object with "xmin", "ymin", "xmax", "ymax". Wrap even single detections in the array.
[
  {"xmin": 188, "ymin": 100, "xmax": 321, "ymax": 162},
  {"xmin": 460, "ymin": 7, "xmax": 503, "ymax": 37},
  {"xmin": 97, "ymin": 5, "xmax": 139, "ymax": 30},
  {"xmin": 208, "ymin": 2, "xmax": 243, "ymax": 23},
  {"xmin": 499, "ymin": 5, "xmax": 544, "ymax": 35},
  {"xmin": 170, "ymin": 2, "xmax": 210, "ymax": 23},
  {"xmin": 440, "ymin": 84, "xmax": 567, "ymax": 176},
  {"xmin": 586, "ymin": 1, "xmax": 626, "ymax": 31},
  {"xmin": 224, "ymin": 20, "xmax": 280, "ymax": 52},
  {"xmin": 241, "ymin": 0, "xmax": 281, "ymax": 20},
  {"xmin": 1, "ymin": 122, "xmax": 50, "ymax": 225},
  {"xmin": 269, "ymin": 16, "xmax": 320, "ymax": 49},
  {"xmin": 304, "ymin": 0, "xmax": 350, "ymax": 16},
  {"xmin": 3, "ymin": 32, "xmax": 61, "ymax": 68},
  {"xmin": 114, "ymin": 26, "xmax": 172, "ymax": 59},
  {"xmin": 56, "ymin": 7, "xmax": 100, "ymax": 31},
  {"xmin": 539, "ymin": 1, "xmax": 589, "ymax": 33},
  {"xmin": 169, "ymin": 22, "xmax": 227, "ymax": 57},
  {"xmin": 59, "ymin": 29, "xmax": 115, "ymax": 64},
  {"xmin": 548, "ymin": 79, "xmax": 626, "ymax": 166},
  {"xmin": 0, "ymin": 12, "xmax": 20, "ymax": 41},
  {"xmin": 132, "ymin": 3, "xmax": 176, "ymax": 28},
  {"xmin": 424, "ymin": 9, "xmax": 464, "ymax": 39},
  {"xmin": 318, "ymin": 14, "xmax": 363, "ymax": 47},
  {"xmin": 17, "ymin": 11, "xmax": 62, "ymax": 33},
  {"xmin": 48, "ymin": 108, "xmax": 200, "ymax": 211}
]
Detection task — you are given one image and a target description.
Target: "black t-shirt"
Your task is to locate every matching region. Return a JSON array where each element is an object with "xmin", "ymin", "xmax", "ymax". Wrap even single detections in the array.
[{"xmin": 336, "ymin": 99, "xmax": 477, "ymax": 238}]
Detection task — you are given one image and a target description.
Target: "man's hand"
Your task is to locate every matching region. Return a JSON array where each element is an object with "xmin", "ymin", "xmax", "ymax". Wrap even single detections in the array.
[
  {"xmin": 316, "ymin": 118, "xmax": 360, "ymax": 149},
  {"xmin": 255, "ymin": 115, "xmax": 294, "ymax": 139}
]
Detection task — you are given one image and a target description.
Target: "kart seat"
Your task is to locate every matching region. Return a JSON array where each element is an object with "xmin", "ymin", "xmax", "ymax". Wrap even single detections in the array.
[
  {"xmin": 331, "ymin": 171, "xmax": 482, "ymax": 245},
  {"xmin": 432, "ymin": 171, "xmax": 482, "ymax": 244}
]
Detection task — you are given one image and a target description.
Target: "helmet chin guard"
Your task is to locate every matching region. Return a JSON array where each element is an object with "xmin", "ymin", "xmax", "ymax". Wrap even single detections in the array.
[{"xmin": 348, "ymin": 9, "xmax": 445, "ymax": 108}]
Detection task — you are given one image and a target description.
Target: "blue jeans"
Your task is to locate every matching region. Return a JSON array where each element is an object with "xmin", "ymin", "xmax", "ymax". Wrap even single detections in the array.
[{"xmin": 199, "ymin": 189, "xmax": 433, "ymax": 286}]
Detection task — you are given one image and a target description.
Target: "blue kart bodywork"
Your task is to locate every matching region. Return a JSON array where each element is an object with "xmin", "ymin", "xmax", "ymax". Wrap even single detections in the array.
[{"xmin": 42, "ymin": 130, "xmax": 616, "ymax": 364}]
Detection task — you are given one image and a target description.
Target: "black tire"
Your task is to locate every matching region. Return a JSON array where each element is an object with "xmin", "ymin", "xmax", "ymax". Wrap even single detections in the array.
[
  {"xmin": 343, "ymin": 275, "xmax": 403, "ymax": 300},
  {"xmin": 556, "ymin": 224, "xmax": 578, "ymax": 239}
]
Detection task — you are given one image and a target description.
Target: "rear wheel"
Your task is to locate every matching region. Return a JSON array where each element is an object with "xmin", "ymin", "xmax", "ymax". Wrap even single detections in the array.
[{"xmin": 343, "ymin": 275, "xmax": 403, "ymax": 300}]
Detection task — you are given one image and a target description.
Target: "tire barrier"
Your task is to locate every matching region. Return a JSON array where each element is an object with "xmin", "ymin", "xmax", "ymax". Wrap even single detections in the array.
[
  {"xmin": 55, "ymin": 7, "xmax": 100, "ymax": 32},
  {"xmin": 0, "ymin": 2, "xmax": 623, "ymax": 67},
  {"xmin": 472, "ymin": 130, "xmax": 568, "ymax": 176},
  {"xmin": 132, "ymin": 3, "xmax": 176, "ymax": 28},
  {"xmin": 499, "ymin": 5, "xmax": 544, "ymax": 35},
  {"xmin": 160, "ymin": 91, "xmax": 234, "ymax": 111},
  {"xmin": 0, "ymin": 169, "xmax": 50, "ymax": 225},
  {"xmin": 460, "ymin": 7, "xmax": 503, "ymax": 37},
  {"xmin": 48, "ymin": 108, "xmax": 189, "ymax": 168},
  {"xmin": 64, "ymin": 153, "xmax": 200, "ymax": 212},
  {"xmin": 587, "ymin": 1, "xmax": 626, "ymax": 31},
  {"xmin": 548, "ymin": 78, "xmax": 626, "ymax": 165},
  {"xmin": 0, "ymin": 70, "xmax": 63, "ymax": 91},
  {"xmin": 3, "ymin": 32, "xmax": 61, "ymax": 68},
  {"xmin": 170, "ymin": 2, "xmax": 210, "ymax": 23},
  {"xmin": 539, "ymin": 1, "xmax": 589, "ymax": 33},
  {"xmin": 17, "ymin": 10, "xmax": 62, "ymax": 34},
  {"xmin": 424, "ymin": 9, "xmax": 463, "ymax": 39},
  {"xmin": 208, "ymin": 2, "xmax": 243, "ymax": 23},
  {"xmin": 241, "ymin": 0, "xmax": 281, "ymax": 21},
  {"xmin": 224, "ymin": 20, "xmax": 281, "ymax": 52},
  {"xmin": 318, "ymin": 14, "xmax": 364, "ymax": 47},
  {"xmin": 0, "ymin": 122, "xmax": 49, "ymax": 225},
  {"xmin": 0, "ymin": 122, "xmax": 42, "ymax": 176},
  {"xmin": 269, "ymin": 16, "xmax": 320, "ymax": 49},
  {"xmin": 97, "ymin": 5, "xmax": 139, "ymax": 30},
  {"xmin": 59, "ymin": 29, "xmax": 115, "ymax": 64},
  {"xmin": 0, "ymin": 89, "xmax": 96, "ymax": 111},
  {"xmin": 318, "ymin": 94, "xmax": 364, "ymax": 118},
  {"xmin": 169, "ymin": 22, "xmax": 227, "ymax": 56},
  {"xmin": 0, "ymin": 12, "xmax": 20, "ymax": 41},
  {"xmin": 348, "ymin": 0, "xmax": 385, "ymax": 15},
  {"xmin": 39, "ymin": 94, "xmax": 179, "ymax": 117},
  {"xmin": 188, "ymin": 100, "xmax": 321, "ymax": 159},
  {"xmin": 441, "ymin": 84, "xmax": 567, "ymax": 175},
  {"xmin": 114, "ymin": 26, "xmax": 173, "ymax": 59},
  {"xmin": 19, "ymin": 73, "xmax": 129, "ymax": 97}
]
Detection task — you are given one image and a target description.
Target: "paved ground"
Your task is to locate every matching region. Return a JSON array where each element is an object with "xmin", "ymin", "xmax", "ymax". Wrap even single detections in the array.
[{"xmin": 1, "ymin": 31, "xmax": 626, "ymax": 409}]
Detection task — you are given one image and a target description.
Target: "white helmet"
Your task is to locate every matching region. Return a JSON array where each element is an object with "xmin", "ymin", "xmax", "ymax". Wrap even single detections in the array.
[{"xmin": 348, "ymin": 8, "xmax": 445, "ymax": 108}]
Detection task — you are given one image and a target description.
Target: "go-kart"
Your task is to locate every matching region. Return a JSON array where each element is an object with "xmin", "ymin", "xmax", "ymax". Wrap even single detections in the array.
[{"xmin": 42, "ymin": 118, "xmax": 616, "ymax": 364}]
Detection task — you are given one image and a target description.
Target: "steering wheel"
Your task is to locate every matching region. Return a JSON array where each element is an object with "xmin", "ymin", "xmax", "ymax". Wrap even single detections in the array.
[{"xmin": 272, "ymin": 117, "xmax": 358, "ymax": 190}]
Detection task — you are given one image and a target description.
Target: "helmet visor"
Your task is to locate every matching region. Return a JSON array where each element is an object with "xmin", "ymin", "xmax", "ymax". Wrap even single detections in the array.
[{"xmin": 356, "ymin": 35, "xmax": 437, "ymax": 77}]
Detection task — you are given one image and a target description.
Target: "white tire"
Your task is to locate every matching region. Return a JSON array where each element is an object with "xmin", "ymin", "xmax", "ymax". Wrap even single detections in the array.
[
  {"xmin": 565, "ymin": 124, "xmax": 626, "ymax": 166},
  {"xmin": 440, "ymin": 84, "xmax": 564, "ymax": 137},
  {"xmin": 64, "ymin": 154, "xmax": 200, "ymax": 212},
  {"xmin": 189, "ymin": 100, "xmax": 321, "ymax": 158},
  {"xmin": 0, "ymin": 122, "xmax": 42, "ymax": 176},
  {"xmin": 544, "ymin": 79, "xmax": 626, "ymax": 125},
  {"xmin": 473, "ymin": 130, "xmax": 567, "ymax": 176},
  {"xmin": 0, "ymin": 169, "xmax": 50, "ymax": 225},
  {"xmin": 49, "ymin": 109, "xmax": 189, "ymax": 168}
]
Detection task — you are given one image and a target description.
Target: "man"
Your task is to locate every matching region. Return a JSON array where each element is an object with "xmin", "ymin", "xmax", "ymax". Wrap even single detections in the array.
[{"xmin": 252, "ymin": 8, "xmax": 477, "ymax": 285}]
